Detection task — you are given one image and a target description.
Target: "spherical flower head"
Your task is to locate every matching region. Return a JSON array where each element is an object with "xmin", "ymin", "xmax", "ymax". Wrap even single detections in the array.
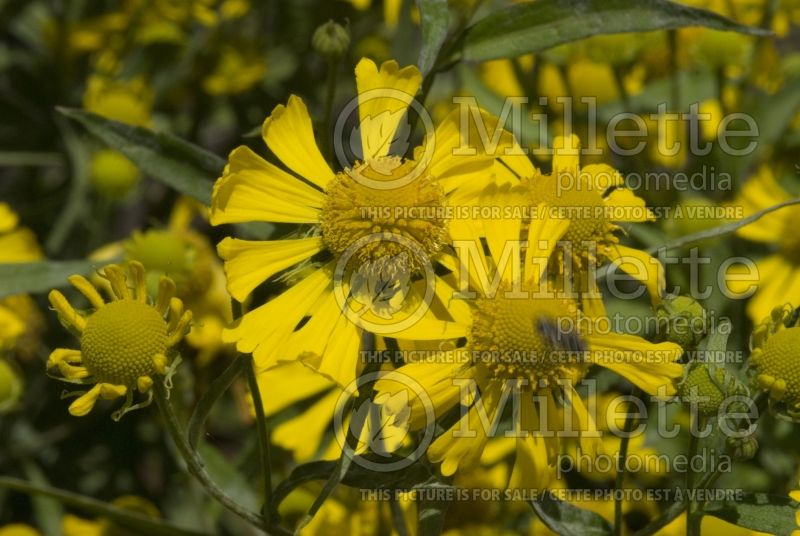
[
  {"xmin": 655, "ymin": 295, "xmax": 708, "ymax": 349},
  {"xmin": 89, "ymin": 149, "xmax": 140, "ymax": 199},
  {"xmin": 47, "ymin": 261, "xmax": 192, "ymax": 420},
  {"xmin": 749, "ymin": 305, "xmax": 800, "ymax": 420},
  {"xmin": 679, "ymin": 362, "xmax": 745, "ymax": 417}
]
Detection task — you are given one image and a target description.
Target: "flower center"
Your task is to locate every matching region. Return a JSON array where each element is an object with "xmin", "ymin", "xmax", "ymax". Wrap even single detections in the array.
[
  {"xmin": 468, "ymin": 284, "xmax": 586, "ymax": 386},
  {"xmin": 760, "ymin": 327, "xmax": 800, "ymax": 401},
  {"xmin": 779, "ymin": 208, "xmax": 800, "ymax": 265},
  {"xmin": 525, "ymin": 174, "xmax": 607, "ymax": 250},
  {"xmin": 80, "ymin": 300, "xmax": 168, "ymax": 387},
  {"xmin": 319, "ymin": 156, "xmax": 447, "ymax": 271}
]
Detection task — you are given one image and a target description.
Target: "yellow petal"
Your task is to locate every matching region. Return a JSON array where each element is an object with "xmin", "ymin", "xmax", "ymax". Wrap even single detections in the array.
[
  {"xmin": 211, "ymin": 146, "xmax": 324, "ymax": 225},
  {"xmin": 355, "ymin": 58, "xmax": 422, "ymax": 160},
  {"xmin": 261, "ymin": 95, "xmax": 335, "ymax": 189},
  {"xmin": 603, "ymin": 188, "xmax": 654, "ymax": 222},
  {"xmin": 68, "ymin": 385, "xmax": 102, "ymax": 416},
  {"xmin": 605, "ymin": 244, "xmax": 665, "ymax": 305},
  {"xmin": 218, "ymin": 236, "xmax": 324, "ymax": 301}
]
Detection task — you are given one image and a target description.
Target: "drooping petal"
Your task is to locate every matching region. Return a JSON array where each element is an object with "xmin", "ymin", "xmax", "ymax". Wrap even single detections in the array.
[
  {"xmin": 605, "ymin": 244, "xmax": 665, "ymax": 305},
  {"xmin": 217, "ymin": 236, "xmax": 324, "ymax": 301},
  {"xmin": 261, "ymin": 95, "xmax": 335, "ymax": 189},
  {"xmin": 211, "ymin": 147, "xmax": 324, "ymax": 225}
]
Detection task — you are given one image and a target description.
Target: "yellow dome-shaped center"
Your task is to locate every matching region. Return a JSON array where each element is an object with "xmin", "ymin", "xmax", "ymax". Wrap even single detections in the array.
[
  {"xmin": 760, "ymin": 327, "xmax": 800, "ymax": 402},
  {"xmin": 469, "ymin": 286, "xmax": 586, "ymax": 385},
  {"xmin": 320, "ymin": 156, "xmax": 447, "ymax": 270},
  {"xmin": 81, "ymin": 300, "xmax": 168, "ymax": 387},
  {"xmin": 526, "ymin": 174, "xmax": 606, "ymax": 248}
]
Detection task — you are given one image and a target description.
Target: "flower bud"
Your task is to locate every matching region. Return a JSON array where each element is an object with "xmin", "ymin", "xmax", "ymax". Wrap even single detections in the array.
[
  {"xmin": 727, "ymin": 434, "xmax": 758, "ymax": 461},
  {"xmin": 312, "ymin": 20, "xmax": 350, "ymax": 58},
  {"xmin": 90, "ymin": 149, "xmax": 140, "ymax": 199},
  {"xmin": 655, "ymin": 295, "xmax": 708, "ymax": 348}
]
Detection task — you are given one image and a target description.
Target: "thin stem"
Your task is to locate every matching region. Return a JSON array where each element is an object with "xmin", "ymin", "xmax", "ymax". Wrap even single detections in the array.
[
  {"xmin": 613, "ymin": 387, "xmax": 643, "ymax": 536},
  {"xmin": 685, "ymin": 414, "xmax": 706, "ymax": 536},
  {"xmin": 152, "ymin": 380, "xmax": 268, "ymax": 531},
  {"xmin": 187, "ymin": 354, "xmax": 249, "ymax": 449},
  {"xmin": 322, "ymin": 56, "xmax": 340, "ymax": 164},
  {"xmin": 243, "ymin": 355, "xmax": 273, "ymax": 516}
]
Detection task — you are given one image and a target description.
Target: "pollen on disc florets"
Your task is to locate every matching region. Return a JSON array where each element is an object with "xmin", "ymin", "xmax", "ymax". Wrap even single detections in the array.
[
  {"xmin": 319, "ymin": 156, "xmax": 447, "ymax": 271},
  {"xmin": 469, "ymin": 283, "xmax": 586, "ymax": 386},
  {"xmin": 778, "ymin": 207, "xmax": 800, "ymax": 265},
  {"xmin": 81, "ymin": 299, "xmax": 168, "ymax": 387},
  {"xmin": 523, "ymin": 173, "xmax": 613, "ymax": 262}
]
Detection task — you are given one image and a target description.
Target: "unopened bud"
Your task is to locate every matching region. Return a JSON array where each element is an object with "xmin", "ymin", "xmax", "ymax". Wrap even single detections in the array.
[
  {"xmin": 312, "ymin": 20, "xmax": 350, "ymax": 58},
  {"xmin": 655, "ymin": 295, "xmax": 708, "ymax": 348},
  {"xmin": 727, "ymin": 434, "xmax": 758, "ymax": 461}
]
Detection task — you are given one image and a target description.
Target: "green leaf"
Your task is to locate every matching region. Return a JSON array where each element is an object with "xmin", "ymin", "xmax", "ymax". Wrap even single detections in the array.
[
  {"xmin": 417, "ymin": 0, "xmax": 450, "ymax": 76},
  {"xmin": 0, "ymin": 477, "xmax": 210, "ymax": 536},
  {"xmin": 704, "ymin": 493, "xmax": 799, "ymax": 536},
  {"xmin": 57, "ymin": 107, "xmax": 224, "ymax": 204},
  {"xmin": 0, "ymin": 260, "xmax": 97, "ymax": 299},
  {"xmin": 459, "ymin": 0, "xmax": 770, "ymax": 62},
  {"xmin": 530, "ymin": 492, "xmax": 613, "ymax": 536}
]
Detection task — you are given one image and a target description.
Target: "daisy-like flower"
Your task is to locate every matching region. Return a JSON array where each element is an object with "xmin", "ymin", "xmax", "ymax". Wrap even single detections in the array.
[
  {"xmin": 497, "ymin": 134, "xmax": 665, "ymax": 303},
  {"xmin": 47, "ymin": 261, "xmax": 192, "ymax": 419},
  {"xmin": 211, "ymin": 58, "xmax": 509, "ymax": 386},
  {"xmin": 729, "ymin": 166, "xmax": 800, "ymax": 323},
  {"xmin": 749, "ymin": 304, "xmax": 800, "ymax": 420},
  {"xmin": 376, "ymin": 194, "xmax": 683, "ymax": 487}
]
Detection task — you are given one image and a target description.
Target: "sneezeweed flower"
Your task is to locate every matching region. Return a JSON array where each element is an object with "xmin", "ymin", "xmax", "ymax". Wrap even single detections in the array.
[
  {"xmin": 47, "ymin": 261, "xmax": 191, "ymax": 419},
  {"xmin": 0, "ymin": 203, "xmax": 44, "ymax": 355},
  {"xmin": 376, "ymin": 197, "xmax": 683, "ymax": 487},
  {"xmin": 0, "ymin": 525, "xmax": 41, "ymax": 536},
  {"xmin": 202, "ymin": 45, "xmax": 266, "ymax": 96},
  {"xmin": 211, "ymin": 57, "xmax": 509, "ymax": 386},
  {"xmin": 749, "ymin": 304, "xmax": 800, "ymax": 420},
  {"xmin": 498, "ymin": 135, "xmax": 664, "ymax": 303},
  {"xmin": 62, "ymin": 495, "xmax": 160, "ymax": 536},
  {"xmin": 729, "ymin": 166, "xmax": 800, "ymax": 323},
  {"xmin": 89, "ymin": 149, "xmax": 141, "ymax": 199}
]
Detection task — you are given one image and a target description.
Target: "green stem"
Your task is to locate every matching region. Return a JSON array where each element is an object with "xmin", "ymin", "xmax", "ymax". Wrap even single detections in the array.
[
  {"xmin": 686, "ymin": 415, "xmax": 706, "ymax": 536},
  {"xmin": 187, "ymin": 354, "xmax": 249, "ymax": 449},
  {"xmin": 244, "ymin": 354, "xmax": 273, "ymax": 515},
  {"xmin": 614, "ymin": 387, "xmax": 643, "ymax": 536},
  {"xmin": 152, "ymin": 380, "xmax": 269, "ymax": 531},
  {"xmin": 322, "ymin": 56, "xmax": 340, "ymax": 164}
]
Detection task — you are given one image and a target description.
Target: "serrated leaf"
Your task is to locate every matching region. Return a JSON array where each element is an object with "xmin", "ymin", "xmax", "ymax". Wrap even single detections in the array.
[
  {"xmin": 417, "ymin": 0, "xmax": 450, "ymax": 76},
  {"xmin": 459, "ymin": 0, "xmax": 770, "ymax": 62},
  {"xmin": 57, "ymin": 107, "xmax": 224, "ymax": 204},
  {"xmin": 530, "ymin": 492, "xmax": 613, "ymax": 536},
  {"xmin": 704, "ymin": 493, "xmax": 800, "ymax": 536},
  {"xmin": 0, "ymin": 260, "xmax": 97, "ymax": 298}
]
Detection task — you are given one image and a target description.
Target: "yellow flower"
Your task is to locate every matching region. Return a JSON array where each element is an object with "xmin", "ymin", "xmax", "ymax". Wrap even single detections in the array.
[
  {"xmin": 730, "ymin": 166, "xmax": 800, "ymax": 323},
  {"xmin": 345, "ymin": 0, "xmax": 404, "ymax": 29},
  {"xmin": 202, "ymin": 46, "xmax": 266, "ymax": 96},
  {"xmin": 0, "ymin": 525, "xmax": 41, "ymax": 536},
  {"xmin": 62, "ymin": 495, "xmax": 160, "ymax": 536},
  {"xmin": 89, "ymin": 149, "xmax": 140, "ymax": 199},
  {"xmin": 749, "ymin": 305, "xmax": 800, "ymax": 420},
  {"xmin": 211, "ymin": 57, "xmax": 509, "ymax": 386},
  {"xmin": 92, "ymin": 198, "xmax": 233, "ymax": 366},
  {"xmin": 47, "ymin": 261, "xmax": 192, "ymax": 419},
  {"xmin": 375, "ymin": 195, "xmax": 683, "ymax": 487},
  {"xmin": 83, "ymin": 74, "xmax": 153, "ymax": 127},
  {"xmin": 498, "ymin": 135, "xmax": 664, "ymax": 304},
  {"xmin": 0, "ymin": 203, "xmax": 44, "ymax": 354}
]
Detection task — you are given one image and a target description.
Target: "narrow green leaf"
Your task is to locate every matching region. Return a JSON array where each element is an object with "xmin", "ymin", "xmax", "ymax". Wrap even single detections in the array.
[
  {"xmin": 57, "ymin": 107, "xmax": 224, "ymax": 204},
  {"xmin": 460, "ymin": 0, "xmax": 770, "ymax": 62},
  {"xmin": 704, "ymin": 493, "xmax": 799, "ymax": 536},
  {"xmin": 416, "ymin": 0, "xmax": 450, "ymax": 76},
  {"xmin": 0, "ymin": 260, "xmax": 96, "ymax": 299},
  {"xmin": 530, "ymin": 492, "xmax": 613, "ymax": 536},
  {"xmin": 0, "ymin": 477, "xmax": 210, "ymax": 536}
]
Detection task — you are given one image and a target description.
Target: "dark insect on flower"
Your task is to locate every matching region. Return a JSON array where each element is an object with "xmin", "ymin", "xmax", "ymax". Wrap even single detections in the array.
[{"xmin": 535, "ymin": 317, "xmax": 588, "ymax": 361}]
